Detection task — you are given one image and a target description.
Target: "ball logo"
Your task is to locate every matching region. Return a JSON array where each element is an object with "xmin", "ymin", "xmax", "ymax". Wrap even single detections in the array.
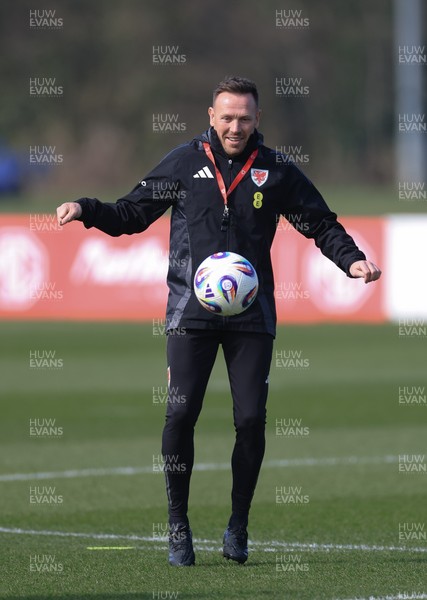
[
  {"xmin": 234, "ymin": 261, "xmax": 255, "ymax": 276},
  {"xmin": 204, "ymin": 283, "xmax": 215, "ymax": 298},
  {"xmin": 242, "ymin": 285, "xmax": 258, "ymax": 308},
  {"xmin": 195, "ymin": 267, "xmax": 211, "ymax": 288},
  {"xmin": 219, "ymin": 275, "xmax": 237, "ymax": 303},
  {"xmin": 0, "ymin": 227, "xmax": 49, "ymax": 310}
]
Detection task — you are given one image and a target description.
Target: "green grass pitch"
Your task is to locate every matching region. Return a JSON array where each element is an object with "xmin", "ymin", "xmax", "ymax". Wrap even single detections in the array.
[{"xmin": 1, "ymin": 322, "xmax": 426, "ymax": 599}]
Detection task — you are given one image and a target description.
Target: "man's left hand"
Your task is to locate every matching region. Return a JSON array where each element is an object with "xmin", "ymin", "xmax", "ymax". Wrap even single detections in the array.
[{"xmin": 349, "ymin": 260, "xmax": 382, "ymax": 283}]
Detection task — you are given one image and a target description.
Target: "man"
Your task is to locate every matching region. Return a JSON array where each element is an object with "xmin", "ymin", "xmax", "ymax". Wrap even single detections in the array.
[{"xmin": 57, "ymin": 76, "xmax": 381, "ymax": 567}]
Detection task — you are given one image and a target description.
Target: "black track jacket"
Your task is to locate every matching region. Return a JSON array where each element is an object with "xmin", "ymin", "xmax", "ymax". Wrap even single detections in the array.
[{"xmin": 76, "ymin": 127, "xmax": 366, "ymax": 336}]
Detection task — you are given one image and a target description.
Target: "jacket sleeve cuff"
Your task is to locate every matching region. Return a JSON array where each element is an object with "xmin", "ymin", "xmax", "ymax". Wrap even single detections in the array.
[{"xmin": 75, "ymin": 198, "xmax": 95, "ymax": 229}]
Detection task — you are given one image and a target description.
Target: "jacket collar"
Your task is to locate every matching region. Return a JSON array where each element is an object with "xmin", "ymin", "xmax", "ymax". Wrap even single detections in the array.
[{"xmin": 199, "ymin": 127, "xmax": 263, "ymax": 161}]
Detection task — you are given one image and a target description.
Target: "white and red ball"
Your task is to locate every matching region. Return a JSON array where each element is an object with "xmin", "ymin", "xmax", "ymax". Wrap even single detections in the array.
[{"xmin": 193, "ymin": 252, "xmax": 259, "ymax": 316}]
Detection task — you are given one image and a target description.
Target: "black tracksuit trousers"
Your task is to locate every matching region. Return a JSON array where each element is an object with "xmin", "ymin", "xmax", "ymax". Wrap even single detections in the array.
[{"xmin": 161, "ymin": 329, "xmax": 274, "ymax": 526}]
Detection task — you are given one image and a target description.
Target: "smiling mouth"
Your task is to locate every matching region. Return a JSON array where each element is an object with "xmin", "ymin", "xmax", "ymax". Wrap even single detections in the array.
[{"xmin": 226, "ymin": 137, "xmax": 243, "ymax": 143}]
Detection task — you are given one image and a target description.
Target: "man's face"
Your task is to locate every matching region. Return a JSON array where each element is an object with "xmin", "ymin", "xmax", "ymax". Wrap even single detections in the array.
[{"xmin": 208, "ymin": 92, "xmax": 260, "ymax": 157}]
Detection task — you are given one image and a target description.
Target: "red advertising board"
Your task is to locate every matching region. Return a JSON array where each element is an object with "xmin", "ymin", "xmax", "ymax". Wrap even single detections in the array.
[
  {"xmin": 271, "ymin": 215, "xmax": 385, "ymax": 322},
  {"xmin": 0, "ymin": 214, "xmax": 385, "ymax": 322}
]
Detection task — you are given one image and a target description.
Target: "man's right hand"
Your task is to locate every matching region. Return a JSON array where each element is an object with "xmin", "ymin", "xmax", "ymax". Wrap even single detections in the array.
[{"xmin": 56, "ymin": 202, "xmax": 82, "ymax": 226}]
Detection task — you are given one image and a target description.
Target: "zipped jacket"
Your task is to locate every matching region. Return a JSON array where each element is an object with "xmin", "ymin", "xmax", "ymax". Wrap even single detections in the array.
[{"xmin": 76, "ymin": 127, "xmax": 366, "ymax": 336}]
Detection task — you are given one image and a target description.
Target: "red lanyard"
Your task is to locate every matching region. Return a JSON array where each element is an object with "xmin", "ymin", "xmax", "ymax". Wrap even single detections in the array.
[{"xmin": 202, "ymin": 142, "xmax": 258, "ymax": 206}]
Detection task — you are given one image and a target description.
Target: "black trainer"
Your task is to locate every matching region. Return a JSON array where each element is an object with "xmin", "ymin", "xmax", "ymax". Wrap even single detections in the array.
[
  {"xmin": 168, "ymin": 522, "xmax": 195, "ymax": 566},
  {"xmin": 223, "ymin": 526, "xmax": 248, "ymax": 564}
]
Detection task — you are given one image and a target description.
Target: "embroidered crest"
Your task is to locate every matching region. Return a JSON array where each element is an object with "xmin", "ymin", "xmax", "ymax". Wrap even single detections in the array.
[{"xmin": 251, "ymin": 168, "xmax": 269, "ymax": 187}]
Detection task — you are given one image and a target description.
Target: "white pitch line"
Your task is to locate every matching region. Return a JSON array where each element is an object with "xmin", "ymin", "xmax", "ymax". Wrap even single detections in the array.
[
  {"xmin": 0, "ymin": 455, "xmax": 398, "ymax": 482},
  {"xmin": 0, "ymin": 527, "xmax": 426, "ymax": 554},
  {"xmin": 338, "ymin": 595, "xmax": 427, "ymax": 600}
]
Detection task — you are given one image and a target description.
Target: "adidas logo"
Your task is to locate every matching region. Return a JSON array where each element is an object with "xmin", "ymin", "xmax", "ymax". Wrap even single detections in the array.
[
  {"xmin": 193, "ymin": 166, "xmax": 214, "ymax": 179},
  {"xmin": 205, "ymin": 284, "xmax": 215, "ymax": 298}
]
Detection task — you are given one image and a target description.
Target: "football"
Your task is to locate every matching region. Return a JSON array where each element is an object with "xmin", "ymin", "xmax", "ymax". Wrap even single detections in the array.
[{"xmin": 193, "ymin": 252, "xmax": 259, "ymax": 316}]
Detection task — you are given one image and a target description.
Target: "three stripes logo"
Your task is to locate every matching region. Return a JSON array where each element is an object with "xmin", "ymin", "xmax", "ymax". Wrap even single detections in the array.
[
  {"xmin": 205, "ymin": 284, "xmax": 215, "ymax": 298},
  {"xmin": 193, "ymin": 166, "xmax": 214, "ymax": 179}
]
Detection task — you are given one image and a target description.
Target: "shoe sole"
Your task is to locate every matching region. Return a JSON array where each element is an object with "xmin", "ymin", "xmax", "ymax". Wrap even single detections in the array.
[
  {"xmin": 223, "ymin": 551, "xmax": 247, "ymax": 564},
  {"xmin": 169, "ymin": 553, "xmax": 195, "ymax": 567}
]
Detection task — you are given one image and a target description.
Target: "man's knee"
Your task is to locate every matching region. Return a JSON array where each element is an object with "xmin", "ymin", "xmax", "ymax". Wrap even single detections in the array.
[
  {"xmin": 164, "ymin": 402, "xmax": 199, "ymax": 430},
  {"xmin": 234, "ymin": 414, "xmax": 266, "ymax": 434}
]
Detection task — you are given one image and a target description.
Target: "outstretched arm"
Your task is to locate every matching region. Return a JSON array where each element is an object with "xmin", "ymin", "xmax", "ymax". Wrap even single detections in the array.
[
  {"xmin": 280, "ymin": 164, "xmax": 382, "ymax": 281},
  {"xmin": 55, "ymin": 146, "xmax": 184, "ymax": 236}
]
